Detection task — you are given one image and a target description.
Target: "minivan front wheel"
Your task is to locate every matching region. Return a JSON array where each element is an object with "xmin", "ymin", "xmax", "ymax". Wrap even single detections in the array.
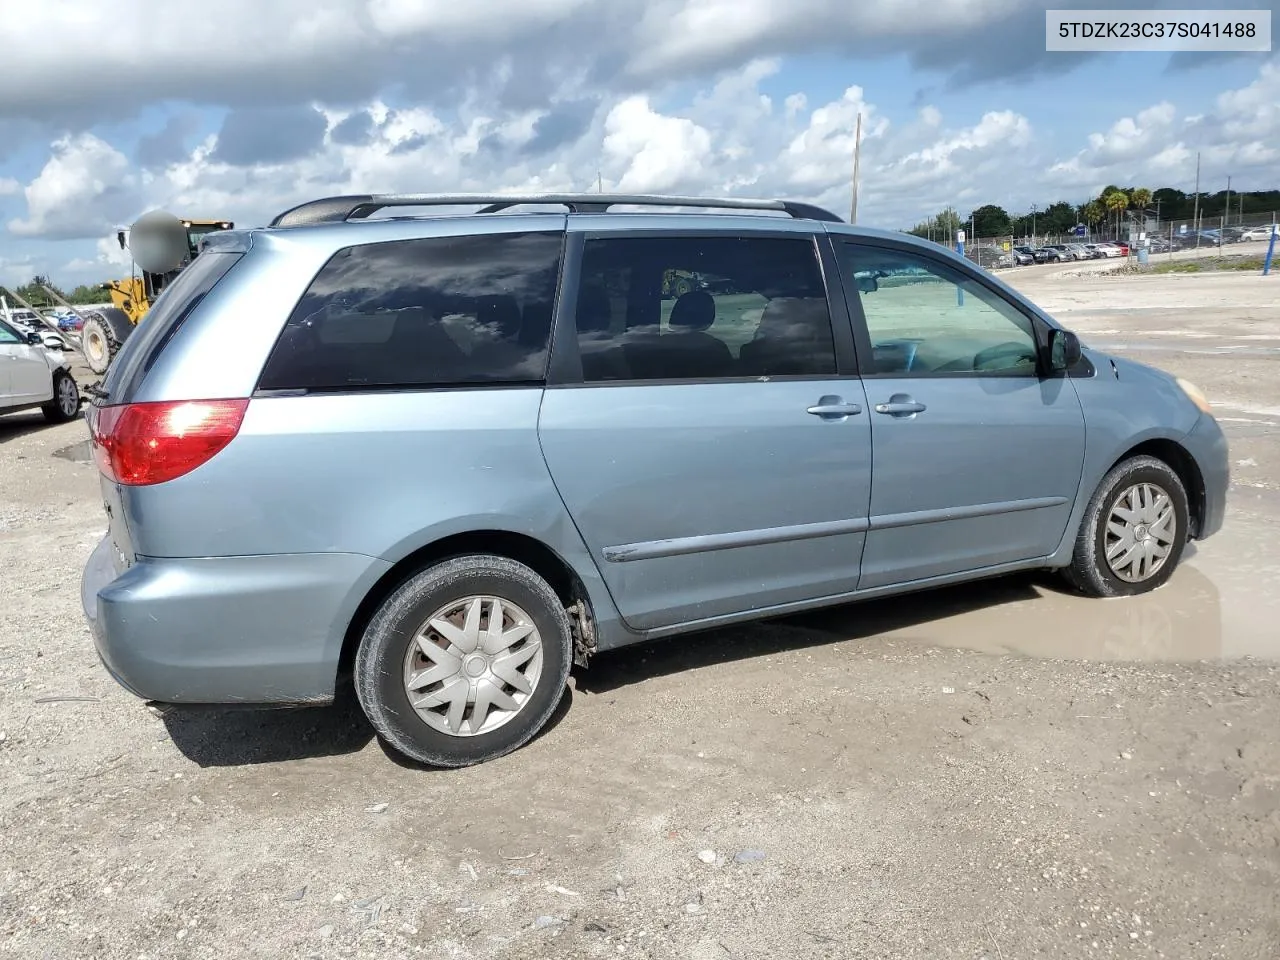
[
  {"xmin": 354, "ymin": 554, "xmax": 573, "ymax": 767},
  {"xmin": 1065, "ymin": 455, "xmax": 1190, "ymax": 598}
]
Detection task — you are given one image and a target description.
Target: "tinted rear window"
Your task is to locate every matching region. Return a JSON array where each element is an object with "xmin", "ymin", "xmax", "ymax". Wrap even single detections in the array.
[
  {"xmin": 102, "ymin": 251, "xmax": 244, "ymax": 400},
  {"xmin": 257, "ymin": 231, "xmax": 564, "ymax": 392}
]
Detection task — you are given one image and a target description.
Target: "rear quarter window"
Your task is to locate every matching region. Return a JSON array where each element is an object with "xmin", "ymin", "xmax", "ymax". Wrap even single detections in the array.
[
  {"xmin": 257, "ymin": 231, "xmax": 564, "ymax": 392},
  {"xmin": 101, "ymin": 251, "xmax": 244, "ymax": 400}
]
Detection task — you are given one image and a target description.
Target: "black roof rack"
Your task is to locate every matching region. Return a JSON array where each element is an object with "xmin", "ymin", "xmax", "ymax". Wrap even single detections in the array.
[{"xmin": 268, "ymin": 193, "xmax": 843, "ymax": 228}]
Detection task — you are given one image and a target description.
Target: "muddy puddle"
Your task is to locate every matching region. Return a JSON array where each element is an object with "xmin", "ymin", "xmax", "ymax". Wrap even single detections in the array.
[{"xmin": 780, "ymin": 517, "xmax": 1280, "ymax": 663}]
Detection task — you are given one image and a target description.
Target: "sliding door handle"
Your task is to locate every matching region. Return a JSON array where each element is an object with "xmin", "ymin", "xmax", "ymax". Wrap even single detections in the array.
[{"xmin": 807, "ymin": 395, "xmax": 863, "ymax": 419}]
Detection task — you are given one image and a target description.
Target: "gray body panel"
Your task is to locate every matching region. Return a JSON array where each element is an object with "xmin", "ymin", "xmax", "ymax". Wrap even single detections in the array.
[
  {"xmin": 857, "ymin": 374, "xmax": 1085, "ymax": 589},
  {"xmin": 1045, "ymin": 350, "xmax": 1209, "ymax": 565},
  {"xmin": 537, "ymin": 380, "xmax": 873, "ymax": 631},
  {"xmin": 83, "ymin": 534, "xmax": 390, "ymax": 703},
  {"xmin": 79, "ymin": 209, "xmax": 1231, "ymax": 706}
]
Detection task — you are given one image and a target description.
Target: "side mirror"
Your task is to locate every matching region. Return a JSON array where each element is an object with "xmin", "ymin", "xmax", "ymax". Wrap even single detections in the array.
[
  {"xmin": 1049, "ymin": 328, "xmax": 1082, "ymax": 371},
  {"xmin": 25, "ymin": 330, "xmax": 43, "ymax": 345},
  {"xmin": 857, "ymin": 274, "xmax": 879, "ymax": 294}
]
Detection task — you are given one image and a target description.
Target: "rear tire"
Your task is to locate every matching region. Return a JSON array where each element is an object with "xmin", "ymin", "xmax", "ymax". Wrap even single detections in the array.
[
  {"xmin": 80, "ymin": 310, "xmax": 125, "ymax": 375},
  {"xmin": 1063, "ymin": 455, "xmax": 1189, "ymax": 598},
  {"xmin": 41, "ymin": 370, "xmax": 80, "ymax": 423},
  {"xmin": 354, "ymin": 555, "xmax": 573, "ymax": 768}
]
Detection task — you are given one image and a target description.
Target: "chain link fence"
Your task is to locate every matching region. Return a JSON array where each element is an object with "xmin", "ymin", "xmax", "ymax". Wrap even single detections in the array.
[{"xmin": 920, "ymin": 211, "xmax": 1280, "ymax": 270}]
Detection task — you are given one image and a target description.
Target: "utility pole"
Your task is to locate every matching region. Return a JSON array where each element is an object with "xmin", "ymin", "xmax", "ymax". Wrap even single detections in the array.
[
  {"xmin": 849, "ymin": 111, "xmax": 862, "ymax": 224},
  {"xmin": 597, "ymin": 170, "xmax": 603, "ymax": 194},
  {"xmin": 1225, "ymin": 175, "xmax": 1232, "ymax": 227},
  {"xmin": 1192, "ymin": 152, "xmax": 1201, "ymax": 248}
]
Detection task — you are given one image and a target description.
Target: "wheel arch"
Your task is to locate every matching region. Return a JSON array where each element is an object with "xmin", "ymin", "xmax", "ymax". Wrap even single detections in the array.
[
  {"xmin": 336, "ymin": 529, "xmax": 601, "ymax": 685},
  {"xmin": 1107, "ymin": 437, "xmax": 1206, "ymax": 538}
]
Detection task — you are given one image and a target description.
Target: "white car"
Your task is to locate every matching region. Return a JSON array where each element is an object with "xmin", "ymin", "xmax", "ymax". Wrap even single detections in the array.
[
  {"xmin": 1239, "ymin": 225, "xmax": 1279, "ymax": 242},
  {"xmin": 0, "ymin": 316, "xmax": 81, "ymax": 424},
  {"xmin": 4, "ymin": 308, "xmax": 71, "ymax": 351}
]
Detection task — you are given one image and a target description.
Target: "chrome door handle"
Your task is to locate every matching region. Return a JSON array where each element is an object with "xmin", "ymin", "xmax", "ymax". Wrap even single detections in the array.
[
  {"xmin": 874, "ymin": 396, "xmax": 927, "ymax": 416},
  {"xmin": 807, "ymin": 396, "xmax": 862, "ymax": 419}
]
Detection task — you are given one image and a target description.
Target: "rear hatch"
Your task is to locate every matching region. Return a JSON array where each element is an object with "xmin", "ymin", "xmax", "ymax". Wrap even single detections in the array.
[{"xmin": 86, "ymin": 245, "xmax": 246, "ymax": 570}]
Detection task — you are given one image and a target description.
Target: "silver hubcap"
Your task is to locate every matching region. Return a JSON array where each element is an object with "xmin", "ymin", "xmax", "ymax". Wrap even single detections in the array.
[
  {"xmin": 403, "ymin": 596, "xmax": 543, "ymax": 737},
  {"xmin": 1105, "ymin": 482, "xmax": 1177, "ymax": 583},
  {"xmin": 58, "ymin": 377, "xmax": 78, "ymax": 415}
]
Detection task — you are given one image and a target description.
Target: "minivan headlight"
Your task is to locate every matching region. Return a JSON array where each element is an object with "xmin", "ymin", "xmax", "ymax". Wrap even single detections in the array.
[{"xmin": 1176, "ymin": 377, "xmax": 1213, "ymax": 416}]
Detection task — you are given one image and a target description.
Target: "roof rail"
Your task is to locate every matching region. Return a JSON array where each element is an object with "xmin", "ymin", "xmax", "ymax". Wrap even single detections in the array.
[{"xmin": 268, "ymin": 193, "xmax": 843, "ymax": 228}]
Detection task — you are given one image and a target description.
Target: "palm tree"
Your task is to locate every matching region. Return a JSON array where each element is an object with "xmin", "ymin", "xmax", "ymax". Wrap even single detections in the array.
[
  {"xmin": 1103, "ymin": 190, "xmax": 1129, "ymax": 238},
  {"xmin": 1130, "ymin": 187, "xmax": 1152, "ymax": 228},
  {"xmin": 1083, "ymin": 200, "xmax": 1105, "ymax": 231}
]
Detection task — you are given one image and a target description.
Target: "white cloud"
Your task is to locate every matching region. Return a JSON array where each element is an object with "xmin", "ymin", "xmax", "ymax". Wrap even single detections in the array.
[
  {"xmin": 0, "ymin": 178, "xmax": 18, "ymax": 196},
  {"xmin": 367, "ymin": 0, "xmax": 592, "ymax": 36},
  {"xmin": 627, "ymin": 0, "xmax": 1027, "ymax": 79},
  {"xmin": 7, "ymin": 133, "xmax": 138, "ymax": 240},
  {"xmin": 6, "ymin": 51, "xmax": 1280, "ymax": 288},
  {"xmin": 1046, "ymin": 61, "xmax": 1280, "ymax": 195},
  {"xmin": 0, "ymin": 254, "xmax": 37, "ymax": 289},
  {"xmin": 0, "ymin": 0, "xmax": 1091, "ymax": 129},
  {"xmin": 4, "ymin": 61, "xmax": 1036, "ymax": 258},
  {"xmin": 603, "ymin": 97, "xmax": 713, "ymax": 193}
]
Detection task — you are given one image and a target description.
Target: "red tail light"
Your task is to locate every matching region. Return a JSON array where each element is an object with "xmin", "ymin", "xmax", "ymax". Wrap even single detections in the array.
[{"xmin": 88, "ymin": 399, "xmax": 249, "ymax": 486}]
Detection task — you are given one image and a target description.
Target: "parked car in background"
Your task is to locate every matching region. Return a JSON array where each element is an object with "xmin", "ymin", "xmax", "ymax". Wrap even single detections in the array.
[
  {"xmin": 1239, "ymin": 225, "xmax": 1280, "ymax": 242},
  {"xmin": 1044, "ymin": 244, "xmax": 1079, "ymax": 261},
  {"xmin": 52, "ymin": 310, "xmax": 85, "ymax": 332},
  {"xmin": 3, "ymin": 308, "xmax": 72, "ymax": 351},
  {"xmin": 1065, "ymin": 243, "xmax": 1091, "ymax": 260},
  {"xmin": 0, "ymin": 315, "xmax": 81, "ymax": 424},
  {"xmin": 1034, "ymin": 247, "xmax": 1069, "ymax": 263},
  {"xmin": 1012, "ymin": 245, "xmax": 1036, "ymax": 265},
  {"xmin": 80, "ymin": 191, "xmax": 1230, "ymax": 769}
]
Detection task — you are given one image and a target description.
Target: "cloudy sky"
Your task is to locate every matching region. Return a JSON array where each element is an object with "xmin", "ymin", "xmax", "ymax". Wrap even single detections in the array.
[{"xmin": 1, "ymin": 0, "xmax": 1277, "ymax": 288}]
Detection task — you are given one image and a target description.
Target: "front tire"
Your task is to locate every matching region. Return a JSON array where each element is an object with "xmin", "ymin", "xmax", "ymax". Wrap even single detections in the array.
[
  {"xmin": 1064, "ymin": 455, "xmax": 1189, "ymax": 598},
  {"xmin": 80, "ymin": 310, "xmax": 125, "ymax": 375},
  {"xmin": 354, "ymin": 555, "xmax": 573, "ymax": 767},
  {"xmin": 42, "ymin": 369, "xmax": 81, "ymax": 423}
]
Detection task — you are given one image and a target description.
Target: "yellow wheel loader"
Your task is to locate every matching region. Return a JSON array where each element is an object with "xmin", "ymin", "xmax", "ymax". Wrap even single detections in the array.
[{"xmin": 83, "ymin": 212, "xmax": 233, "ymax": 375}]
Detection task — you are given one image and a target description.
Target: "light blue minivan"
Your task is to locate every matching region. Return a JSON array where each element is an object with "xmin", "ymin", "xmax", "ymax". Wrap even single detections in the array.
[{"xmin": 81, "ymin": 194, "xmax": 1228, "ymax": 767}]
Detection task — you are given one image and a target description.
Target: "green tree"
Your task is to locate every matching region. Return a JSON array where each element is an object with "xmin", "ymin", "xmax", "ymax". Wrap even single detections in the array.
[
  {"xmin": 1130, "ymin": 187, "xmax": 1152, "ymax": 212},
  {"xmin": 967, "ymin": 204, "xmax": 1011, "ymax": 238},
  {"xmin": 69, "ymin": 284, "xmax": 108, "ymax": 304},
  {"xmin": 1103, "ymin": 190, "xmax": 1129, "ymax": 236},
  {"xmin": 1041, "ymin": 201, "xmax": 1078, "ymax": 235},
  {"xmin": 12, "ymin": 275, "xmax": 62, "ymax": 309},
  {"xmin": 1083, "ymin": 200, "xmax": 1105, "ymax": 228},
  {"xmin": 906, "ymin": 206, "xmax": 963, "ymax": 242}
]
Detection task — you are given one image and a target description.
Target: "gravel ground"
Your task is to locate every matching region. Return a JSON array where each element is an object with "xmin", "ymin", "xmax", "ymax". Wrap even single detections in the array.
[{"xmin": 2, "ymin": 267, "xmax": 1279, "ymax": 959}]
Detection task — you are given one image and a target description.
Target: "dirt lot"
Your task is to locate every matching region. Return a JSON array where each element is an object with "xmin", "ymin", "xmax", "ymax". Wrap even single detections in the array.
[{"xmin": 2, "ymin": 266, "xmax": 1279, "ymax": 959}]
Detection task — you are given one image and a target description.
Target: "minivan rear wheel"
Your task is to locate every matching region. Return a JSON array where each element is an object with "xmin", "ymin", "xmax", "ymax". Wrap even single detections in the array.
[
  {"xmin": 354, "ymin": 554, "xmax": 573, "ymax": 767},
  {"xmin": 1064, "ymin": 455, "xmax": 1189, "ymax": 598}
]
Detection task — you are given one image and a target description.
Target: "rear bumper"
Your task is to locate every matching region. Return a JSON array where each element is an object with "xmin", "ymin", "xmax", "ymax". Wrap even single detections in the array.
[
  {"xmin": 81, "ymin": 537, "xmax": 390, "ymax": 704},
  {"xmin": 1183, "ymin": 412, "xmax": 1229, "ymax": 540}
]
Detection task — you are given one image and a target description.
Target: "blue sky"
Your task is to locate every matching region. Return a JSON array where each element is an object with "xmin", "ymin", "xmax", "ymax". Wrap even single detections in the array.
[{"xmin": 0, "ymin": 0, "xmax": 1277, "ymax": 289}]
